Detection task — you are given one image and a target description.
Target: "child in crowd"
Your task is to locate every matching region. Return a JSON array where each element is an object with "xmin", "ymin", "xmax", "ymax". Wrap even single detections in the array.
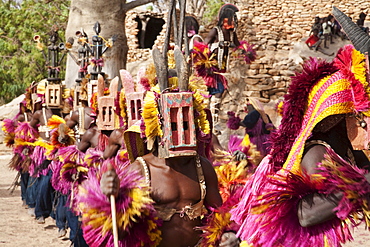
[{"xmin": 322, "ymin": 16, "xmax": 334, "ymax": 48}]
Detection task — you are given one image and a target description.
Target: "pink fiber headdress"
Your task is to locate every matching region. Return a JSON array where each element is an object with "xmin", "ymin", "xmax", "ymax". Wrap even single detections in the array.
[{"xmin": 231, "ymin": 44, "xmax": 370, "ymax": 247}]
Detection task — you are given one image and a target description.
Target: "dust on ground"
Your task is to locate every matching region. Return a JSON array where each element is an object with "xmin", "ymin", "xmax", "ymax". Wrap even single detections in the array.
[{"xmin": 0, "ymin": 152, "xmax": 70, "ymax": 247}]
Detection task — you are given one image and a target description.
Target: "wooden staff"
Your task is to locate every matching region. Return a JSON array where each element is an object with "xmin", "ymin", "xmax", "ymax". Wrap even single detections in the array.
[
  {"xmin": 107, "ymin": 162, "xmax": 119, "ymax": 247},
  {"xmin": 111, "ymin": 194, "xmax": 119, "ymax": 247}
]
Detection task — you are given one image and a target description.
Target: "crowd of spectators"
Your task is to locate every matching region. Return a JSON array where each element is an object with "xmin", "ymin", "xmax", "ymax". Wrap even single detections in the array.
[{"xmin": 305, "ymin": 12, "xmax": 368, "ymax": 56}]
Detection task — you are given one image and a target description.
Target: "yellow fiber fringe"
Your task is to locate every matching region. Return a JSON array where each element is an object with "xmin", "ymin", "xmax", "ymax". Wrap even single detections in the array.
[
  {"xmin": 47, "ymin": 115, "xmax": 66, "ymax": 130},
  {"xmin": 143, "ymin": 91, "xmax": 163, "ymax": 142},
  {"xmin": 189, "ymin": 75, "xmax": 210, "ymax": 134}
]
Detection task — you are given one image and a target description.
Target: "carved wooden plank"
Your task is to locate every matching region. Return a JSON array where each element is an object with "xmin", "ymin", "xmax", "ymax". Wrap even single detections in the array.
[
  {"xmin": 152, "ymin": 47, "xmax": 168, "ymax": 91},
  {"xmin": 120, "ymin": 69, "xmax": 134, "ymax": 94},
  {"xmin": 163, "ymin": 0, "xmax": 175, "ymax": 60},
  {"xmin": 97, "ymin": 97, "xmax": 115, "ymax": 130},
  {"xmin": 97, "ymin": 74, "xmax": 105, "ymax": 97},
  {"xmin": 96, "ymin": 75, "xmax": 119, "ymax": 130},
  {"xmin": 178, "ymin": 0, "xmax": 186, "ymax": 49},
  {"xmin": 109, "ymin": 76, "xmax": 119, "ymax": 96},
  {"xmin": 174, "ymin": 45, "xmax": 189, "ymax": 91},
  {"xmin": 87, "ymin": 80, "xmax": 98, "ymax": 107},
  {"xmin": 74, "ymin": 85, "xmax": 81, "ymax": 110},
  {"xmin": 126, "ymin": 92, "xmax": 144, "ymax": 127}
]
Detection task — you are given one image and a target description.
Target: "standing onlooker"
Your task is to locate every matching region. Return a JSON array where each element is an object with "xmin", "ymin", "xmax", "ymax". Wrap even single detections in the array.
[
  {"xmin": 357, "ymin": 12, "xmax": 369, "ymax": 33},
  {"xmin": 185, "ymin": 16, "xmax": 203, "ymax": 50},
  {"xmin": 203, "ymin": 4, "xmax": 241, "ymax": 97},
  {"xmin": 322, "ymin": 16, "xmax": 333, "ymax": 48},
  {"xmin": 331, "ymin": 18, "xmax": 341, "ymax": 37}
]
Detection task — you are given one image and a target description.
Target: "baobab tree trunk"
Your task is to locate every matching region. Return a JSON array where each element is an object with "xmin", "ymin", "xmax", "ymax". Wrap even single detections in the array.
[{"xmin": 64, "ymin": 0, "xmax": 153, "ymax": 88}]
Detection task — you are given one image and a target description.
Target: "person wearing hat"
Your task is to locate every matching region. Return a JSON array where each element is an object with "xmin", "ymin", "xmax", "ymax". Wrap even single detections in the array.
[
  {"xmin": 18, "ymin": 80, "xmax": 49, "ymax": 220},
  {"xmin": 230, "ymin": 7, "xmax": 370, "ymax": 247},
  {"xmin": 51, "ymin": 123, "xmax": 104, "ymax": 246},
  {"xmin": 233, "ymin": 98, "xmax": 275, "ymax": 157}
]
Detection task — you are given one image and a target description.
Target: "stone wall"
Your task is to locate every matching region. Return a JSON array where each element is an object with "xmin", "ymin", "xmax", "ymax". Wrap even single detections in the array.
[
  {"xmin": 238, "ymin": 0, "xmax": 370, "ymax": 42},
  {"xmin": 126, "ymin": 1, "xmax": 368, "ymax": 100},
  {"xmin": 221, "ymin": 0, "xmax": 369, "ymax": 100},
  {"xmin": 124, "ymin": 2, "xmax": 369, "ymax": 146},
  {"xmin": 126, "ymin": 11, "xmax": 166, "ymax": 62}
]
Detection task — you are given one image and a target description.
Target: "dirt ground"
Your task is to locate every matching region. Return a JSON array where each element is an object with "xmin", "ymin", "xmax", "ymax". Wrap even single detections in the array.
[
  {"xmin": 0, "ymin": 153, "xmax": 70, "ymax": 247},
  {"xmin": 0, "ymin": 150, "xmax": 369, "ymax": 247}
]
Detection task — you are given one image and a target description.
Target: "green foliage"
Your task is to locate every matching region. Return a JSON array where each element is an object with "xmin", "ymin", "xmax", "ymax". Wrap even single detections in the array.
[
  {"xmin": 146, "ymin": 4, "xmax": 154, "ymax": 11},
  {"xmin": 201, "ymin": 0, "xmax": 224, "ymax": 25},
  {"xmin": 0, "ymin": 0, "xmax": 70, "ymax": 104}
]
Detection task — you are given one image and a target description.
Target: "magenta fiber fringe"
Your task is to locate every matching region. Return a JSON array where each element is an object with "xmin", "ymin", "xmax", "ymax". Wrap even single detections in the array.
[
  {"xmin": 268, "ymin": 57, "xmax": 338, "ymax": 172},
  {"xmin": 226, "ymin": 111, "xmax": 241, "ymax": 130},
  {"xmin": 77, "ymin": 159, "xmax": 162, "ymax": 247}
]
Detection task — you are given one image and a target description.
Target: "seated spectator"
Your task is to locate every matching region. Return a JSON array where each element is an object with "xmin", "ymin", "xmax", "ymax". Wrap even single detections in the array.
[
  {"xmin": 305, "ymin": 29, "xmax": 334, "ymax": 56},
  {"xmin": 309, "ymin": 16, "xmax": 322, "ymax": 37}
]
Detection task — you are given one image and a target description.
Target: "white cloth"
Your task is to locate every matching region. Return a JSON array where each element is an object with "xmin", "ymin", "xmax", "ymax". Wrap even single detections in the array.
[{"xmin": 322, "ymin": 22, "xmax": 331, "ymax": 34}]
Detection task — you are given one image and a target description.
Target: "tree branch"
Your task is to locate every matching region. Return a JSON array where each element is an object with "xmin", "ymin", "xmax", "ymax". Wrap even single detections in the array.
[{"xmin": 123, "ymin": 0, "xmax": 155, "ymax": 11}]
